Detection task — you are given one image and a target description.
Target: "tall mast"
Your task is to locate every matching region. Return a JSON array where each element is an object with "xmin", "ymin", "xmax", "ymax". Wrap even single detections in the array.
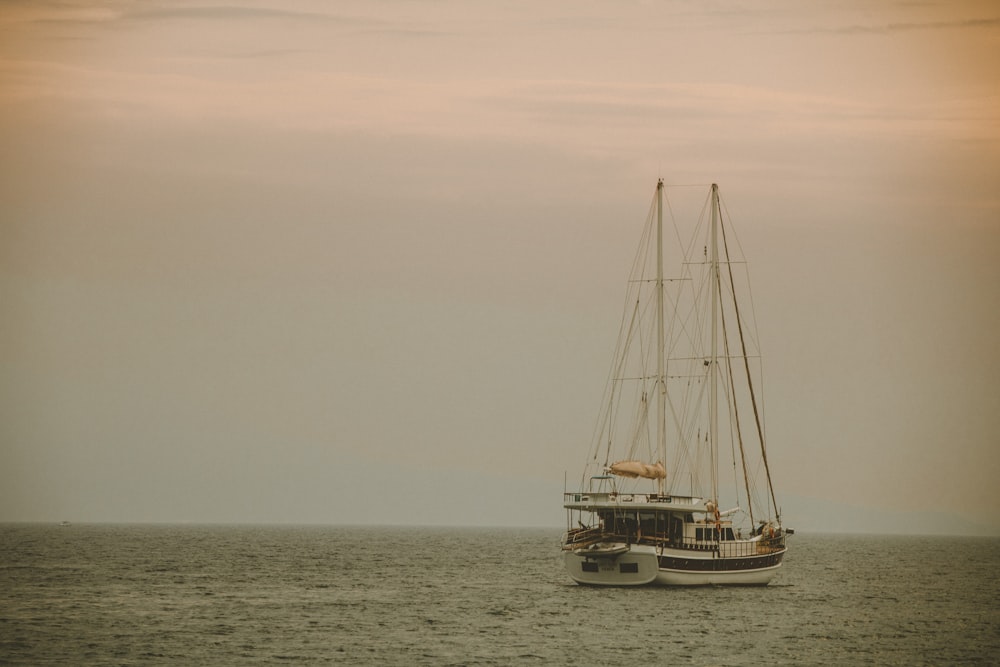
[
  {"xmin": 656, "ymin": 179, "xmax": 666, "ymax": 496},
  {"xmin": 709, "ymin": 183, "xmax": 720, "ymax": 504}
]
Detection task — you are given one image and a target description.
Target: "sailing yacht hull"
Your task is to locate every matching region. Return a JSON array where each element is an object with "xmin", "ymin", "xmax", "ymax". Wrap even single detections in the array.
[
  {"xmin": 655, "ymin": 545, "xmax": 786, "ymax": 585},
  {"xmin": 564, "ymin": 558, "xmax": 784, "ymax": 586},
  {"xmin": 563, "ymin": 541, "xmax": 786, "ymax": 586},
  {"xmin": 654, "ymin": 559, "xmax": 784, "ymax": 586},
  {"xmin": 654, "ymin": 568, "xmax": 779, "ymax": 586}
]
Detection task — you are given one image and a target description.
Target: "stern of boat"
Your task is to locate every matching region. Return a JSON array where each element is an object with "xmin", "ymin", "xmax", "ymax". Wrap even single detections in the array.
[{"xmin": 562, "ymin": 543, "xmax": 659, "ymax": 586}]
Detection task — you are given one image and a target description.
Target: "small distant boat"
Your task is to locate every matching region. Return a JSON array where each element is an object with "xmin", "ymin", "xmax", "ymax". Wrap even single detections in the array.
[
  {"xmin": 562, "ymin": 180, "xmax": 791, "ymax": 586},
  {"xmin": 59, "ymin": 521, "xmax": 71, "ymax": 527}
]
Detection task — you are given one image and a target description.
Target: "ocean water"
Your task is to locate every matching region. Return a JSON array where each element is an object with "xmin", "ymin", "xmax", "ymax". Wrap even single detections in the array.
[{"xmin": 1, "ymin": 525, "xmax": 997, "ymax": 665}]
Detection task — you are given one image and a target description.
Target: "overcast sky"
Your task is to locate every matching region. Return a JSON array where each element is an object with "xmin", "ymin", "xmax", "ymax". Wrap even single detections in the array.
[{"xmin": 2, "ymin": 0, "xmax": 998, "ymax": 533}]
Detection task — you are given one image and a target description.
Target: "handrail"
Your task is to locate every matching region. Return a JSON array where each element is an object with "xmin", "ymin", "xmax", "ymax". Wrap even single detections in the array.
[
  {"xmin": 562, "ymin": 526, "xmax": 605, "ymax": 548},
  {"xmin": 563, "ymin": 527, "xmax": 785, "ymax": 556},
  {"xmin": 564, "ymin": 491, "xmax": 701, "ymax": 505}
]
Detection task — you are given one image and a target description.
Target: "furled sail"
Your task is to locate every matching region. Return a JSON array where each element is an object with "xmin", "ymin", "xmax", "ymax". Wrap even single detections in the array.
[{"xmin": 609, "ymin": 460, "xmax": 666, "ymax": 480}]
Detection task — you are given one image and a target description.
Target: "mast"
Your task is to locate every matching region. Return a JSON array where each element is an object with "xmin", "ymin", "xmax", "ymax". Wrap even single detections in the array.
[
  {"xmin": 709, "ymin": 183, "xmax": 720, "ymax": 505},
  {"xmin": 655, "ymin": 179, "xmax": 666, "ymax": 496}
]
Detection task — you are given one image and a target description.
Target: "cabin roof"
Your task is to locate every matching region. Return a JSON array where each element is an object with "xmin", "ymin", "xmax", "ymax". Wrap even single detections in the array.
[{"xmin": 563, "ymin": 492, "xmax": 709, "ymax": 514}]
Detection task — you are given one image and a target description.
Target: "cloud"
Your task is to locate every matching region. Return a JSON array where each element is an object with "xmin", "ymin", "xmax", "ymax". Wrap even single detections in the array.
[
  {"xmin": 794, "ymin": 16, "xmax": 1000, "ymax": 35},
  {"xmin": 8, "ymin": 2, "xmax": 361, "ymax": 26},
  {"xmin": 122, "ymin": 4, "xmax": 373, "ymax": 26},
  {"xmin": 6, "ymin": 1, "xmax": 444, "ymax": 40}
]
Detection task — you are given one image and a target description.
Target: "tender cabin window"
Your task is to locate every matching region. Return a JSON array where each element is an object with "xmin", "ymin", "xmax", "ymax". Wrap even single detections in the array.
[
  {"xmin": 619, "ymin": 562, "xmax": 639, "ymax": 573},
  {"xmin": 582, "ymin": 561, "xmax": 599, "ymax": 572},
  {"xmin": 723, "ymin": 527, "xmax": 735, "ymax": 541}
]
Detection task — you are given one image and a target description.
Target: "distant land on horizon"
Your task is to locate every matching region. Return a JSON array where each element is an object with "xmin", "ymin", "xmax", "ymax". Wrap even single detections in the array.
[
  {"xmin": 14, "ymin": 484, "xmax": 997, "ymax": 538},
  {"xmin": 14, "ymin": 520, "xmax": 998, "ymax": 540}
]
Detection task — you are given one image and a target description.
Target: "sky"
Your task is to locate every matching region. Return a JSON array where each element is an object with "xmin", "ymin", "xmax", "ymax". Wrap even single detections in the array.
[{"xmin": 1, "ymin": 0, "xmax": 998, "ymax": 534}]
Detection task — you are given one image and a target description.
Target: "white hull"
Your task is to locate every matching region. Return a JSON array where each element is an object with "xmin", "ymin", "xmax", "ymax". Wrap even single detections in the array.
[
  {"xmin": 563, "ymin": 545, "xmax": 659, "ymax": 586},
  {"xmin": 653, "ymin": 562, "xmax": 781, "ymax": 586},
  {"xmin": 564, "ymin": 542, "xmax": 785, "ymax": 587}
]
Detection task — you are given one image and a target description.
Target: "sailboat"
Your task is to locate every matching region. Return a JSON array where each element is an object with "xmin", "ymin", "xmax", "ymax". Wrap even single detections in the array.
[{"xmin": 562, "ymin": 180, "xmax": 791, "ymax": 586}]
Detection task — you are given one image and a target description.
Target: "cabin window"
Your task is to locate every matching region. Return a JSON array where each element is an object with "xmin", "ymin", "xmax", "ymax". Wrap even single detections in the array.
[
  {"xmin": 582, "ymin": 561, "xmax": 599, "ymax": 572},
  {"xmin": 638, "ymin": 512, "xmax": 662, "ymax": 537},
  {"xmin": 723, "ymin": 527, "xmax": 735, "ymax": 541},
  {"xmin": 619, "ymin": 562, "xmax": 639, "ymax": 573},
  {"xmin": 696, "ymin": 527, "xmax": 720, "ymax": 542}
]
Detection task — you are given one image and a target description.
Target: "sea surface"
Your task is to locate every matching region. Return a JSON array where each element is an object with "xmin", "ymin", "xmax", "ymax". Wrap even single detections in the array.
[{"xmin": 1, "ymin": 524, "xmax": 997, "ymax": 665}]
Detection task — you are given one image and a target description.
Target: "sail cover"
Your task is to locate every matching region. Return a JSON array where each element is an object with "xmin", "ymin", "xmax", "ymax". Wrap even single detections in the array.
[{"xmin": 609, "ymin": 461, "xmax": 666, "ymax": 480}]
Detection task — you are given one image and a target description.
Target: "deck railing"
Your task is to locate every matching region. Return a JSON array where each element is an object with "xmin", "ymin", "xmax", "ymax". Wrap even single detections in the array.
[
  {"xmin": 563, "ymin": 527, "xmax": 786, "ymax": 555},
  {"xmin": 562, "ymin": 526, "xmax": 606, "ymax": 549}
]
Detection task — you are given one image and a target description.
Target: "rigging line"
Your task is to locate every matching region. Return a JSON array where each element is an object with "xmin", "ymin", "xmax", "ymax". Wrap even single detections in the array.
[
  {"xmin": 719, "ymin": 196, "xmax": 764, "ymax": 355},
  {"xmin": 719, "ymin": 200, "xmax": 779, "ymax": 518},
  {"xmin": 627, "ymin": 391, "xmax": 650, "ymax": 463},
  {"xmin": 602, "ymin": 298, "xmax": 642, "ymax": 467},
  {"xmin": 586, "ymin": 318, "xmax": 631, "ymax": 472},
  {"xmin": 666, "ymin": 198, "xmax": 714, "ymax": 371},
  {"xmin": 674, "ymin": 362, "xmax": 710, "ymax": 496},
  {"xmin": 590, "ymin": 203, "xmax": 652, "ymax": 468},
  {"xmin": 734, "ymin": 264, "xmax": 768, "ymax": 438},
  {"xmin": 627, "ymin": 278, "xmax": 692, "ymax": 283},
  {"xmin": 664, "ymin": 186, "xmax": 712, "ymax": 292},
  {"xmin": 665, "ymin": 369, "xmax": 698, "ymax": 489},
  {"xmin": 620, "ymin": 282, "xmax": 657, "ymax": 464},
  {"xmin": 592, "ymin": 189, "xmax": 659, "ymax": 472},
  {"xmin": 718, "ymin": 269, "xmax": 755, "ymax": 526},
  {"xmin": 663, "ymin": 268, "xmax": 705, "ymax": 362},
  {"xmin": 624, "ymin": 293, "xmax": 654, "ymax": 464},
  {"xmin": 716, "ymin": 232, "xmax": 754, "ymax": 523},
  {"xmin": 662, "ymin": 189, "xmax": 690, "ymax": 269},
  {"xmin": 665, "ymin": 246, "xmax": 712, "ymax": 380},
  {"xmin": 668, "ymin": 258, "xmax": 712, "ymax": 493}
]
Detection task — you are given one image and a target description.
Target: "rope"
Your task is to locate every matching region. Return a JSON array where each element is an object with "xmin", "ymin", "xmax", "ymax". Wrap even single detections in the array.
[{"xmin": 718, "ymin": 198, "xmax": 779, "ymax": 519}]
